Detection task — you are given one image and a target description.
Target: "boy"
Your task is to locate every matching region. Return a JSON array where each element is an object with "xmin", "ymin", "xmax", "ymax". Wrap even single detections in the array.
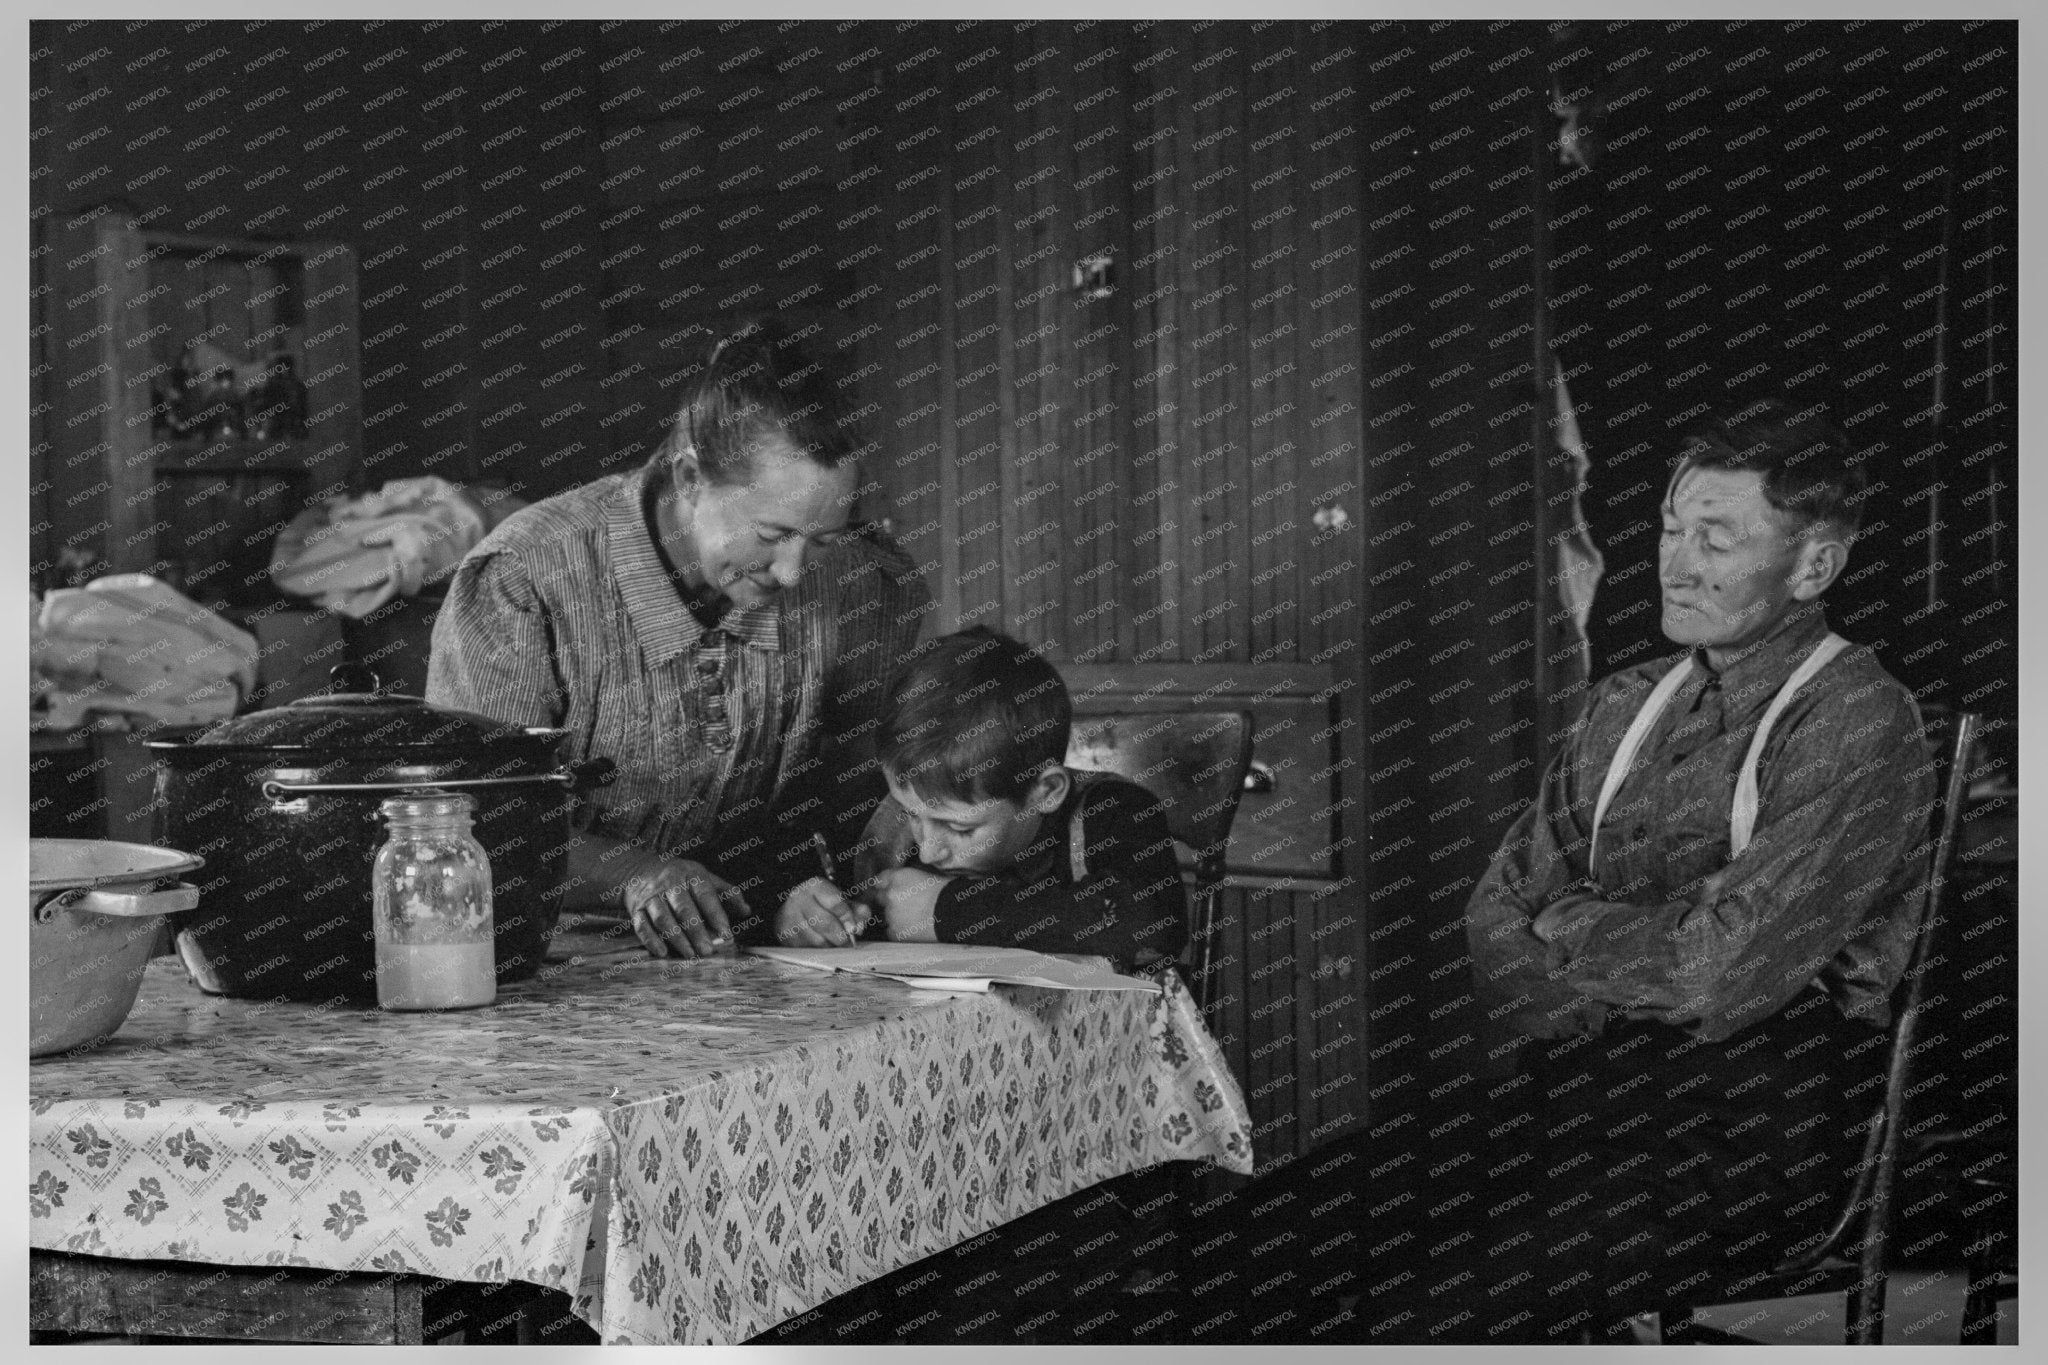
[{"xmin": 775, "ymin": 627, "xmax": 1187, "ymax": 974}]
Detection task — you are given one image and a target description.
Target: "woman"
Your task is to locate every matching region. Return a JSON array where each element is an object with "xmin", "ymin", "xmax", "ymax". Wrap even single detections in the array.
[{"xmin": 428, "ymin": 319, "xmax": 931, "ymax": 958}]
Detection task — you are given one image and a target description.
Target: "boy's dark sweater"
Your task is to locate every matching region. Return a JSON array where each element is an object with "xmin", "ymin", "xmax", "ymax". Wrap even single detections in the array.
[{"xmin": 853, "ymin": 772, "xmax": 1189, "ymax": 972}]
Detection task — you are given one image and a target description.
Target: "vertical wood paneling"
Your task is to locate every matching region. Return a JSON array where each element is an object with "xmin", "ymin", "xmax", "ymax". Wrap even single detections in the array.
[
  {"xmin": 301, "ymin": 245, "xmax": 362, "ymax": 496},
  {"xmin": 1235, "ymin": 885, "xmax": 1284, "ymax": 1143},
  {"xmin": 98, "ymin": 226, "xmax": 154, "ymax": 567},
  {"xmin": 1297, "ymin": 32, "xmax": 1369, "ymax": 1158},
  {"xmin": 1244, "ymin": 29, "xmax": 1304, "ymax": 664},
  {"xmin": 462, "ymin": 39, "xmax": 609, "ymax": 487},
  {"xmin": 31, "ymin": 228, "xmax": 53, "ymax": 577},
  {"xmin": 1296, "ymin": 30, "xmax": 1365, "ymax": 665},
  {"xmin": 244, "ymin": 259, "xmax": 286, "ymax": 361},
  {"xmin": 941, "ymin": 32, "xmax": 1006, "ymax": 632},
  {"xmin": 1005, "ymin": 23, "xmax": 1070, "ymax": 648},
  {"xmin": 1123, "ymin": 24, "xmax": 1183, "ymax": 662},
  {"xmin": 1175, "ymin": 23, "xmax": 1243, "ymax": 664},
  {"xmin": 957, "ymin": 49, "xmax": 1013, "ymax": 632},
  {"xmin": 1064, "ymin": 22, "xmax": 1133, "ymax": 664},
  {"xmin": 901, "ymin": 56, "xmax": 954, "ymax": 613},
  {"xmin": 1293, "ymin": 896, "xmax": 1331, "ymax": 1146},
  {"xmin": 1209, "ymin": 43, "xmax": 1257, "ymax": 666}
]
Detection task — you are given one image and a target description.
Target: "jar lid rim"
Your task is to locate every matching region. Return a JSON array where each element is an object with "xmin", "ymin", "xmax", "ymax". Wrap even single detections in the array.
[{"xmin": 378, "ymin": 789, "xmax": 476, "ymax": 813}]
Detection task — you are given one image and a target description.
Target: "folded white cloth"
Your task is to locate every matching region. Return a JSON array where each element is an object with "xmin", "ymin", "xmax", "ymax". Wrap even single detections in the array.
[
  {"xmin": 269, "ymin": 476, "xmax": 519, "ymax": 619},
  {"xmin": 36, "ymin": 575, "xmax": 259, "ymax": 730}
]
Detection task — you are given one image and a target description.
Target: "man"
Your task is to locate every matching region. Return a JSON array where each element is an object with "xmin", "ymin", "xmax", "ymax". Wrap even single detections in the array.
[
  {"xmin": 428, "ymin": 320, "xmax": 931, "ymax": 959},
  {"xmin": 1312, "ymin": 398, "xmax": 1935, "ymax": 1343}
]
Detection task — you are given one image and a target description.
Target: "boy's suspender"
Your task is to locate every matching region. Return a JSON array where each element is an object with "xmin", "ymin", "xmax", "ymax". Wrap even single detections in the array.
[{"xmin": 1069, "ymin": 793, "xmax": 1089, "ymax": 882}]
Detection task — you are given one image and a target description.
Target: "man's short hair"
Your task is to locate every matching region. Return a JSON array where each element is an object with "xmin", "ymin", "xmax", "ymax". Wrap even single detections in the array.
[
  {"xmin": 671, "ymin": 315, "xmax": 858, "ymax": 482},
  {"xmin": 878, "ymin": 627, "xmax": 1073, "ymax": 806},
  {"xmin": 1672, "ymin": 398, "xmax": 1867, "ymax": 540}
]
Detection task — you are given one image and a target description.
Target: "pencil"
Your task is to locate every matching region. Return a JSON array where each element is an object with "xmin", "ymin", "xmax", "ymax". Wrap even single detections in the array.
[{"xmin": 811, "ymin": 831, "xmax": 867, "ymax": 944}]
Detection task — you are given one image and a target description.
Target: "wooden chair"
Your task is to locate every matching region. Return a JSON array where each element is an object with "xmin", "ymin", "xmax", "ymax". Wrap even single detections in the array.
[
  {"xmin": 1065, "ymin": 709, "xmax": 1256, "ymax": 1021},
  {"xmin": 1063, "ymin": 710, "xmax": 1255, "ymax": 1323},
  {"xmin": 1955, "ymin": 1132, "xmax": 2017, "ymax": 1344},
  {"xmin": 1656, "ymin": 710, "xmax": 1982, "ymax": 1346}
]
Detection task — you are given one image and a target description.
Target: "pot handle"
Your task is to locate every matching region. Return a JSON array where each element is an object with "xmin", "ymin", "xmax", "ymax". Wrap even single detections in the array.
[
  {"xmin": 37, "ymin": 881, "xmax": 201, "ymax": 924},
  {"xmin": 329, "ymin": 662, "xmax": 381, "ymax": 696},
  {"xmin": 260, "ymin": 771, "xmax": 579, "ymax": 802}
]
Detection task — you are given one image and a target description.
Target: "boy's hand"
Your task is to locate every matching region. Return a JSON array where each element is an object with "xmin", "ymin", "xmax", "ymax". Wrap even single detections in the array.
[
  {"xmin": 775, "ymin": 877, "xmax": 872, "ymax": 948},
  {"xmin": 871, "ymin": 867, "xmax": 950, "ymax": 943}
]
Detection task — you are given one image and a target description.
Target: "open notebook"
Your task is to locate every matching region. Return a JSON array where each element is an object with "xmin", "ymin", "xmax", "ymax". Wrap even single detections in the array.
[{"xmin": 747, "ymin": 942, "xmax": 1162, "ymax": 994}]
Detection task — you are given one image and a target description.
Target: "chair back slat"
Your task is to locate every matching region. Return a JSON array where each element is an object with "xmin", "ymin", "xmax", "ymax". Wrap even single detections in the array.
[
  {"xmin": 1842, "ymin": 710, "xmax": 1980, "ymax": 1336},
  {"xmin": 1065, "ymin": 710, "xmax": 1255, "ymax": 879},
  {"xmin": 1066, "ymin": 709, "xmax": 1255, "ymax": 1023},
  {"xmin": 1669, "ymin": 711, "xmax": 1985, "ymax": 1346}
]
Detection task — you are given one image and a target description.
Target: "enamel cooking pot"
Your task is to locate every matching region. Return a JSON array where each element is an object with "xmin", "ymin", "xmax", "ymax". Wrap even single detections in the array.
[
  {"xmin": 31, "ymin": 838, "xmax": 202, "ymax": 1056},
  {"xmin": 149, "ymin": 665, "xmax": 604, "ymax": 1004}
]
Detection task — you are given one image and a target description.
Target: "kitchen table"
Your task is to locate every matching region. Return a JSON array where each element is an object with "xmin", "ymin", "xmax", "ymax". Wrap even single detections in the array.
[{"xmin": 29, "ymin": 917, "xmax": 1253, "ymax": 1345}]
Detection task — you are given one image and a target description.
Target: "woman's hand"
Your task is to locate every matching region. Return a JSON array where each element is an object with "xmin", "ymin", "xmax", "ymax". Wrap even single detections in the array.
[
  {"xmin": 621, "ymin": 857, "xmax": 747, "ymax": 959},
  {"xmin": 869, "ymin": 867, "xmax": 950, "ymax": 943},
  {"xmin": 775, "ymin": 877, "xmax": 872, "ymax": 947}
]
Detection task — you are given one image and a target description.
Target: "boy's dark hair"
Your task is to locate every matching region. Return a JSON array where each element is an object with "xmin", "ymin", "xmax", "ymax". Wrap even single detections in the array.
[
  {"xmin": 879, "ymin": 627, "xmax": 1073, "ymax": 805},
  {"xmin": 670, "ymin": 315, "xmax": 858, "ymax": 483},
  {"xmin": 1672, "ymin": 397, "xmax": 1868, "ymax": 540}
]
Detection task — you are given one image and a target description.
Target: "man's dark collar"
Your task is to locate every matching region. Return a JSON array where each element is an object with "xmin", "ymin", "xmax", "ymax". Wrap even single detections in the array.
[{"xmin": 1693, "ymin": 602, "xmax": 1831, "ymax": 708}]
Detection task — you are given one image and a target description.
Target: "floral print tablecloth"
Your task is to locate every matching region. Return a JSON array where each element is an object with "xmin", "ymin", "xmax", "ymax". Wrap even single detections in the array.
[{"xmin": 29, "ymin": 920, "xmax": 1252, "ymax": 1344}]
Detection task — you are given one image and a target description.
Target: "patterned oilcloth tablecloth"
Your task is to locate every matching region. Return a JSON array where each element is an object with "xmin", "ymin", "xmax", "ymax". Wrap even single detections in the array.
[{"xmin": 29, "ymin": 919, "xmax": 1253, "ymax": 1344}]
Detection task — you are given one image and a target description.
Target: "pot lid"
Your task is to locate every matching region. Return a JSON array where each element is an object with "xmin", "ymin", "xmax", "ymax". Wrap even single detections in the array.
[
  {"xmin": 32, "ymin": 838, "xmax": 204, "ymax": 892},
  {"xmin": 185, "ymin": 664, "xmax": 554, "ymax": 750}
]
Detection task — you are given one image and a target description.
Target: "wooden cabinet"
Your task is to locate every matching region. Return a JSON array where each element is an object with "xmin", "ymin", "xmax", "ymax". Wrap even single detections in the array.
[
  {"xmin": 32, "ymin": 211, "xmax": 365, "ymax": 858},
  {"xmin": 32, "ymin": 211, "xmax": 363, "ymax": 603}
]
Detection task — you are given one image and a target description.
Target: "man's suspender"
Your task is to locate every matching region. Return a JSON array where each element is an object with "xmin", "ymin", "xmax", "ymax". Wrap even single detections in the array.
[{"xmin": 1588, "ymin": 633, "xmax": 1851, "ymax": 872}]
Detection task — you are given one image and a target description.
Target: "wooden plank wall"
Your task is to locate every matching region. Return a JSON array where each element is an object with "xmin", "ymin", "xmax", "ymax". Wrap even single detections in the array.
[
  {"xmin": 586, "ymin": 22, "xmax": 886, "ymax": 478},
  {"xmin": 28, "ymin": 21, "xmax": 594, "ymax": 555},
  {"xmin": 1335, "ymin": 27, "xmax": 1639, "ymax": 1140},
  {"xmin": 840, "ymin": 20, "xmax": 1375, "ymax": 1167},
  {"xmin": 1540, "ymin": 23, "xmax": 2019, "ymax": 713},
  {"xmin": 458, "ymin": 26, "xmax": 637, "ymax": 489}
]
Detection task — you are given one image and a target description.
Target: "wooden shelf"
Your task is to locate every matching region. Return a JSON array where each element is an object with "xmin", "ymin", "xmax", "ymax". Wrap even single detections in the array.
[
  {"xmin": 132, "ymin": 229, "xmax": 315, "ymax": 261},
  {"xmin": 30, "ymin": 727, "xmax": 91, "ymax": 754},
  {"xmin": 151, "ymin": 437, "xmax": 328, "ymax": 475},
  {"xmin": 34, "ymin": 214, "xmax": 362, "ymax": 581}
]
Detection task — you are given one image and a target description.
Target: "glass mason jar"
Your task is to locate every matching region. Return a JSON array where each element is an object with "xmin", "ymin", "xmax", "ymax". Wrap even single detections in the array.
[{"xmin": 371, "ymin": 791, "xmax": 496, "ymax": 1011}]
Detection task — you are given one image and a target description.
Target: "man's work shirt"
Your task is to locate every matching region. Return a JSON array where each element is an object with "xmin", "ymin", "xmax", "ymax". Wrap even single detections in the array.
[
  {"xmin": 427, "ymin": 456, "xmax": 932, "ymax": 909},
  {"xmin": 1466, "ymin": 604, "xmax": 1933, "ymax": 1043}
]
